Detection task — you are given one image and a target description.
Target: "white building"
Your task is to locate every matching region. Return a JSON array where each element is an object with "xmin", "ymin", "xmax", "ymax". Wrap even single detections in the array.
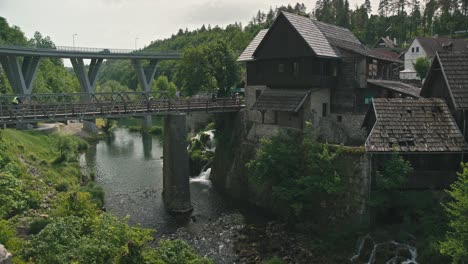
[{"xmin": 400, "ymin": 36, "xmax": 468, "ymax": 80}]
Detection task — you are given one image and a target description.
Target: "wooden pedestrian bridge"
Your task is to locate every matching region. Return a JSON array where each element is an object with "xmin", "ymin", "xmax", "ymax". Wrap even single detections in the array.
[{"xmin": 0, "ymin": 92, "xmax": 243, "ymax": 125}]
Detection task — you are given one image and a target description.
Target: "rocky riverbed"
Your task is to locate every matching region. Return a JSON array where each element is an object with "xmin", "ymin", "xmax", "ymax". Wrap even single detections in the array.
[{"xmin": 160, "ymin": 212, "xmax": 315, "ymax": 264}]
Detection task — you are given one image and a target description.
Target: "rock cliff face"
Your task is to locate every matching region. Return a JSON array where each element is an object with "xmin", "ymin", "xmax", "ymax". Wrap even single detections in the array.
[
  {"xmin": 211, "ymin": 111, "xmax": 254, "ymax": 202},
  {"xmin": 211, "ymin": 111, "xmax": 370, "ymax": 223},
  {"xmin": 0, "ymin": 245, "xmax": 12, "ymax": 264}
]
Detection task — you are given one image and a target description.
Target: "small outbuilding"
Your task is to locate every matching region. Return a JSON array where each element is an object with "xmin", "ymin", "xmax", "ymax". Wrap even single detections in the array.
[{"xmin": 362, "ymin": 98, "xmax": 467, "ymax": 189}]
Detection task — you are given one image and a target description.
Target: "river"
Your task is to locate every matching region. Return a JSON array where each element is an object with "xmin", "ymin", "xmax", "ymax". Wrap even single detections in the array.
[{"xmin": 79, "ymin": 127, "xmax": 232, "ymax": 235}]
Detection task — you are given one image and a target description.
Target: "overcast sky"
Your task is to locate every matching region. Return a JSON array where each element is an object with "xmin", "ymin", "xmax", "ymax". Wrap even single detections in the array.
[{"xmin": 1, "ymin": 0, "xmax": 378, "ymax": 50}]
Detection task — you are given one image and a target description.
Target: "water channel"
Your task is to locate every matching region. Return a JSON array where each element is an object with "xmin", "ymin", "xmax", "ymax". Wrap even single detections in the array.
[{"xmin": 79, "ymin": 127, "xmax": 233, "ymax": 235}]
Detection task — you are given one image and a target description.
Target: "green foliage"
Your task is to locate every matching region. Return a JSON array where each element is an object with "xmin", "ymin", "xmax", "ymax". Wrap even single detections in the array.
[
  {"xmin": 0, "ymin": 219, "xmax": 15, "ymax": 244},
  {"xmin": 52, "ymin": 191, "xmax": 100, "ymax": 219},
  {"xmin": 439, "ymin": 162, "xmax": 468, "ymax": 263},
  {"xmin": 96, "ymin": 80, "xmax": 133, "ymax": 93},
  {"xmin": 80, "ymin": 182, "xmax": 105, "ymax": 208},
  {"xmin": 413, "ymin": 57, "xmax": 431, "ymax": 79},
  {"xmin": 369, "ymin": 152, "xmax": 413, "ymax": 216},
  {"xmin": 176, "ymin": 45, "xmax": 217, "ymax": 96},
  {"xmin": 247, "ymin": 124, "xmax": 343, "ymax": 219},
  {"xmin": 29, "ymin": 218, "xmax": 51, "ymax": 235},
  {"xmin": 152, "ymin": 239, "xmax": 213, "ymax": 264},
  {"xmin": 0, "ymin": 219, "xmax": 24, "ymax": 254},
  {"xmin": 53, "ymin": 133, "xmax": 87, "ymax": 163},
  {"xmin": 175, "ymin": 40, "xmax": 240, "ymax": 96},
  {"xmin": 152, "ymin": 75, "xmax": 178, "ymax": 98}
]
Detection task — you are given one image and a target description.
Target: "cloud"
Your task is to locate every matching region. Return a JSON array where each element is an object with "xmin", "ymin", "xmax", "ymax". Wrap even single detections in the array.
[{"xmin": 180, "ymin": 0, "xmax": 258, "ymax": 26}]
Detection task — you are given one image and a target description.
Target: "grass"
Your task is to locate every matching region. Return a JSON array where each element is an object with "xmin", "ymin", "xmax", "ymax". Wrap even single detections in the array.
[{"xmin": 3, "ymin": 130, "xmax": 84, "ymax": 187}]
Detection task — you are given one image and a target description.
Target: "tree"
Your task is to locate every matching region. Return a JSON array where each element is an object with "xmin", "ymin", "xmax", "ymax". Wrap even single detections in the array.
[
  {"xmin": 152, "ymin": 75, "xmax": 178, "ymax": 98},
  {"xmin": 439, "ymin": 163, "xmax": 468, "ymax": 262},
  {"xmin": 413, "ymin": 57, "xmax": 431, "ymax": 79},
  {"xmin": 176, "ymin": 45, "xmax": 217, "ymax": 96},
  {"xmin": 96, "ymin": 80, "xmax": 132, "ymax": 93},
  {"xmin": 205, "ymin": 40, "xmax": 240, "ymax": 96}
]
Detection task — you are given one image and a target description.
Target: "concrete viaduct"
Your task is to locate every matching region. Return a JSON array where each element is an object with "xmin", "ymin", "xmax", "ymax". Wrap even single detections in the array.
[{"xmin": 0, "ymin": 45, "xmax": 244, "ymax": 213}]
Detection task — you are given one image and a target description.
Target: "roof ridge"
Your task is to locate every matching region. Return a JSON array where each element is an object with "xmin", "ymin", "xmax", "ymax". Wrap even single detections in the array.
[{"xmin": 311, "ymin": 19, "xmax": 354, "ymax": 31}]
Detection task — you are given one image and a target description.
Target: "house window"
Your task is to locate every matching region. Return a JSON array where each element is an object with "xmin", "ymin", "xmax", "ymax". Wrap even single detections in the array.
[
  {"xmin": 416, "ymin": 47, "xmax": 419, "ymax": 52},
  {"xmin": 411, "ymin": 47, "xmax": 415, "ymax": 52},
  {"xmin": 278, "ymin": 63, "xmax": 285, "ymax": 73},
  {"xmin": 322, "ymin": 103, "xmax": 328, "ymax": 117},
  {"xmin": 337, "ymin": 115, "xmax": 342, "ymax": 122},
  {"xmin": 293, "ymin": 62, "xmax": 299, "ymax": 76}
]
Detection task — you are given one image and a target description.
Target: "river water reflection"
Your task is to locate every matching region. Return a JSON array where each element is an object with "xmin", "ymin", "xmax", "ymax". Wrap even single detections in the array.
[{"xmin": 80, "ymin": 128, "xmax": 231, "ymax": 235}]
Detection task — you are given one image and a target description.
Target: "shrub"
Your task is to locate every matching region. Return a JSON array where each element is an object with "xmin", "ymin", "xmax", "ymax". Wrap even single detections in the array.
[
  {"xmin": 26, "ymin": 215, "xmax": 157, "ymax": 264},
  {"xmin": 153, "ymin": 239, "xmax": 212, "ymax": 264},
  {"xmin": 52, "ymin": 192, "xmax": 100, "ymax": 219},
  {"xmin": 247, "ymin": 124, "xmax": 343, "ymax": 219},
  {"xmin": 439, "ymin": 162, "xmax": 468, "ymax": 262},
  {"xmin": 413, "ymin": 57, "xmax": 431, "ymax": 79},
  {"xmin": 80, "ymin": 183, "xmax": 105, "ymax": 208},
  {"xmin": 55, "ymin": 182, "xmax": 69, "ymax": 192},
  {"xmin": 368, "ymin": 152, "xmax": 413, "ymax": 222},
  {"xmin": 29, "ymin": 218, "xmax": 51, "ymax": 235},
  {"xmin": 0, "ymin": 172, "xmax": 31, "ymax": 218}
]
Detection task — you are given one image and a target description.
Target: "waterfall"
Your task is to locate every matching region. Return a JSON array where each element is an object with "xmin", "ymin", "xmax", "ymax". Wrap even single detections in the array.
[{"xmin": 190, "ymin": 168, "xmax": 212, "ymax": 185}]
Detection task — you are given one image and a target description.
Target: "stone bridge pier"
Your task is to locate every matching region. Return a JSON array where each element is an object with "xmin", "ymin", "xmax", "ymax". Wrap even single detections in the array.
[{"xmin": 162, "ymin": 114, "xmax": 192, "ymax": 213}]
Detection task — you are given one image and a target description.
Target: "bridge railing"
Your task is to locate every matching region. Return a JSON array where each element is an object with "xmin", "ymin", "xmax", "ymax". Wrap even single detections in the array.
[
  {"xmin": 0, "ymin": 44, "xmax": 180, "ymax": 56},
  {"xmin": 0, "ymin": 92, "xmax": 243, "ymax": 124}
]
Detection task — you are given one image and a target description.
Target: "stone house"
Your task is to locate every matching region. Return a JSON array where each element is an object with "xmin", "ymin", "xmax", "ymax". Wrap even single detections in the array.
[
  {"xmin": 400, "ymin": 37, "xmax": 468, "ymax": 80},
  {"xmin": 238, "ymin": 11, "xmax": 413, "ymax": 144},
  {"xmin": 362, "ymin": 98, "xmax": 467, "ymax": 189}
]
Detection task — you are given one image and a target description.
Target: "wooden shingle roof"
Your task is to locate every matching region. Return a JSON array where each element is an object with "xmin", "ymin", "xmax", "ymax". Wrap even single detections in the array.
[
  {"xmin": 312, "ymin": 20, "xmax": 367, "ymax": 55},
  {"xmin": 363, "ymin": 98, "xmax": 467, "ymax": 153},
  {"xmin": 367, "ymin": 79, "xmax": 421, "ymax": 98},
  {"xmin": 252, "ymin": 89, "xmax": 309, "ymax": 112},
  {"xmin": 237, "ymin": 29, "xmax": 268, "ymax": 62},
  {"xmin": 280, "ymin": 12, "xmax": 339, "ymax": 58},
  {"xmin": 437, "ymin": 52, "xmax": 468, "ymax": 109},
  {"xmin": 238, "ymin": 11, "xmax": 400, "ymax": 63}
]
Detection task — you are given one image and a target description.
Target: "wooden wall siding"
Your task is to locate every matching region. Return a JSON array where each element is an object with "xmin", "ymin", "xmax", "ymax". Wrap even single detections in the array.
[
  {"xmin": 374, "ymin": 153, "xmax": 463, "ymax": 189},
  {"xmin": 246, "ymin": 58, "xmax": 337, "ymax": 88},
  {"xmin": 422, "ymin": 58, "xmax": 456, "ymax": 113},
  {"xmin": 332, "ymin": 49, "xmax": 365, "ymax": 113},
  {"xmin": 255, "ymin": 15, "xmax": 315, "ymax": 60}
]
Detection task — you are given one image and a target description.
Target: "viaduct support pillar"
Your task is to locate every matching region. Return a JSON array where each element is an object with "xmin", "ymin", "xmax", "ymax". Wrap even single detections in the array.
[
  {"xmin": 142, "ymin": 115, "xmax": 152, "ymax": 131},
  {"xmin": 0, "ymin": 55, "xmax": 41, "ymax": 130},
  {"xmin": 132, "ymin": 59, "xmax": 158, "ymax": 132},
  {"xmin": 162, "ymin": 114, "xmax": 192, "ymax": 213},
  {"xmin": 71, "ymin": 58, "xmax": 103, "ymax": 133}
]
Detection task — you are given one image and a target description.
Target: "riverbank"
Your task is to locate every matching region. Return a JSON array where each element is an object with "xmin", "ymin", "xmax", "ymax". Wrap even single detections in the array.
[{"xmin": 0, "ymin": 128, "xmax": 211, "ymax": 263}]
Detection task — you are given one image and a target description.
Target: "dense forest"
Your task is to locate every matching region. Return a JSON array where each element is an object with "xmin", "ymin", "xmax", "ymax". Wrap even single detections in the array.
[{"xmin": 2, "ymin": 1, "xmax": 468, "ymax": 96}]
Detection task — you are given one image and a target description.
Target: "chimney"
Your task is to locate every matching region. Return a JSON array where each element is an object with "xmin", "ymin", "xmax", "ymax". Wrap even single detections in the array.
[{"xmin": 393, "ymin": 38, "xmax": 397, "ymax": 45}]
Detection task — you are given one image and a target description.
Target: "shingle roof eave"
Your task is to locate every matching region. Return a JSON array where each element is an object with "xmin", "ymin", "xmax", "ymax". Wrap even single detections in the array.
[{"xmin": 364, "ymin": 98, "xmax": 468, "ymax": 152}]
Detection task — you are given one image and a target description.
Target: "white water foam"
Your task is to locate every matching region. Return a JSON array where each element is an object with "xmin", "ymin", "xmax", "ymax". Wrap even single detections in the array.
[{"xmin": 190, "ymin": 168, "xmax": 212, "ymax": 185}]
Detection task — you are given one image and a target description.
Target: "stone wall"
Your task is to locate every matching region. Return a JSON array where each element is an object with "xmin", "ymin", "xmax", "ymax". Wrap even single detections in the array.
[
  {"xmin": 319, "ymin": 113, "xmax": 367, "ymax": 146},
  {"xmin": 211, "ymin": 111, "xmax": 371, "ymax": 223},
  {"xmin": 0, "ymin": 245, "xmax": 12, "ymax": 264},
  {"xmin": 332, "ymin": 151, "xmax": 370, "ymax": 222}
]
